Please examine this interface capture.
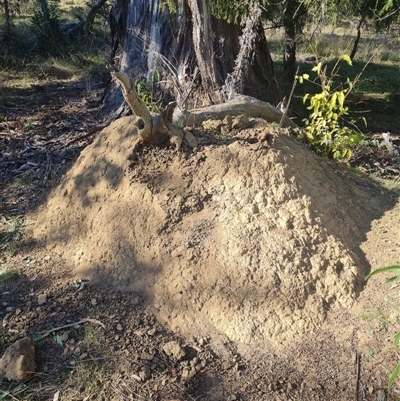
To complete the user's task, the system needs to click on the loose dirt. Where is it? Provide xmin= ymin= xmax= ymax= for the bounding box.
xmin=32 ymin=116 xmax=388 ymax=348
xmin=1 ymin=79 xmax=400 ymax=400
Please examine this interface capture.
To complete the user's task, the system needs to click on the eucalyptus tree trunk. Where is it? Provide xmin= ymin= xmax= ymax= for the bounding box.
xmin=3 ymin=0 xmax=11 ymax=38
xmin=37 ymin=0 xmax=50 ymax=23
xmin=186 ymin=0 xmax=221 ymax=103
xmin=283 ymin=0 xmax=299 ymax=82
xmin=350 ymin=14 xmax=366 ymax=60
xmin=106 ymin=0 xmax=282 ymax=116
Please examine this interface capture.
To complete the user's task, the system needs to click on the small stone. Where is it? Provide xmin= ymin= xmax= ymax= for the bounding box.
xmin=181 ymin=368 xmax=190 ymax=379
xmin=0 ymin=337 xmax=36 ymax=381
xmin=37 ymin=294 xmax=47 ymax=305
xmin=139 ymin=366 xmax=151 ymax=381
xmin=116 ymin=323 xmax=123 ymax=331
xmin=190 ymin=357 xmax=200 ymax=367
xmin=132 ymin=374 xmax=142 ymax=383
xmin=91 ymin=298 xmax=97 ymax=306
xmin=140 ymin=352 xmax=153 ymax=361
xmin=232 ymin=114 xmax=249 ymax=130
xmin=171 ymin=245 xmax=185 ymax=258
xmin=162 ymin=341 xmax=186 ymax=361
xmin=198 ymin=337 xmax=209 ymax=347
xmin=60 ymin=332 xmax=69 ymax=342
xmin=183 ymin=131 xmax=198 ymax=148
xmin=15 ymin=308 xmax=22 ymax=316
xmin=222 ymin=115 xmax=232 ymax=128
xmin=202 ymin=119 xmax=223 ymax=132
xmin=377 ymin=389 xmax=386 ymax=401
xmin=147 ymin=328 xmax=157 ymax=336
xmin=221 ymin=125 xmax=231 ymax=136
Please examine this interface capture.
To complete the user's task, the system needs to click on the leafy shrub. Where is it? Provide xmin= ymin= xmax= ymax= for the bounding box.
xmin=296 ymin=55 xmax=365 ymax=160
xmin=134 ymin=69 xmax=161 ymax=113
xmin=31 ymin=0 xmax=64 ymax=54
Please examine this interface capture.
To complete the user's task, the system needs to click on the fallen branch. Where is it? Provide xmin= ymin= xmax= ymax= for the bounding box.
xmin=35 ymin=318 xmax=106 ymax=341
xmin=57 ymin=125 xmax=107 ymax=150
xmin=175 ymin=95 xmax=297 ymax=129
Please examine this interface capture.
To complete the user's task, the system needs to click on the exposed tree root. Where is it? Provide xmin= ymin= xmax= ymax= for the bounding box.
xmin=111 ymin=70 xmax=297 ymax=154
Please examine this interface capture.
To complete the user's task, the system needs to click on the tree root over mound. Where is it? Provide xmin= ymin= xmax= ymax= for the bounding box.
xmin=111 ymin=70 xmax=296 ymax=153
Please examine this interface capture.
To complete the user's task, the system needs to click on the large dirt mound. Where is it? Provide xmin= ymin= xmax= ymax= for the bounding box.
xmin=33 ymin=116 xmax=381 ymax=346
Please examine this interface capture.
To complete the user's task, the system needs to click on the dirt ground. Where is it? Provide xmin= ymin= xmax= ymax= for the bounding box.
xmin=1 ymin=75 xmax=400 ymax=401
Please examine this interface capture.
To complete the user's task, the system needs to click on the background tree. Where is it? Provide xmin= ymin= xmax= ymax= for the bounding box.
xmin=106 ymin=0 xmax=282 ymax=115
xmin=344 ymin=0 xmax=400 ymax=60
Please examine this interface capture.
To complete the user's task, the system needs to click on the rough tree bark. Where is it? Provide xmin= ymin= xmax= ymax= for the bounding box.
xmin=111 ymin=69 xmax=184 ymax=151
xmin=3 ymin=0 xmax=11 ymax=38
xmin=283 ymin=0 xmax=304 ymax=82
xmin=106 ymin=0 xmax=282 ymax=116
xmin=186 ymin=0 xmax=221 ymax=103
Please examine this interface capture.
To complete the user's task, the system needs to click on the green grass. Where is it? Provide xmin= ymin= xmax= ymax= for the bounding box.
xmin=0 ymin=265 xmax=17 ymax=286
xmin=0 ymin=216 xmax=26 ymax=258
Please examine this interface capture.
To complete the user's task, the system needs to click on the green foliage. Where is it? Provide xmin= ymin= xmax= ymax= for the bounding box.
xmin=31 ymin=0 xmax=64 ymax=54
xmin=364 ymin=266 xmax=400 ymax=390
xmin=296 ymin=56 xmax=364 ymax=160
xmin=0 ymin=382 xmax=28 ymax=400
xmin=345 ymin=0 xmax=400 ymax=30
xmin=0 ymin=266 xmax=17 ymax=285
xmin=366 ymin=265 xmax=400 ymax=282
xmin=24 ymin=120 xmax=38 ymax=130
xmin=0 ymin=216 xmax=26 ymax=257
xmin=134 ymin=69 xmax=161 ymax=113
xmin=161 ymin=0 xmax=178 ymax=14
xmin=210 ymin=0 xmax=249 ymax=24
xmin=210 ymin=0 xmax=272 ymax=24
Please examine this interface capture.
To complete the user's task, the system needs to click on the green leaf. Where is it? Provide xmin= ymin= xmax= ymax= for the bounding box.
xmin=388 ymin=362 xmax=400 ymax=390
xmin=387 ymin=275 xmax=400 ymax=284
xmin=394 ymin=332 xmax=400 ymax=352
xmin=337 ymin=91 xmax=345 ymax=108
xmin=366 ymin=265 xmax=400 ymax=280
xmin=311 ymin=62 xmax=322 ymax=75
xmin=341 ymin=54 xmax=353 ymax=66
xmin=330 ymin=92 xmax=337 ymax=107
xmin=358 ymin=312 xmax=389 ymax=324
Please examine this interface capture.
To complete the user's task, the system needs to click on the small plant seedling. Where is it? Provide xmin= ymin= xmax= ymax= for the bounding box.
xmin=365 ymin=266 xmax=400 ymax=390
xmin=0 ymin=216 xmax=26 ymax=257
xmin=367 ymin=348 xmax=379 ymax=356
xmin=134 ymin=69 xmax=161 ymax=113
xmin=296 ymin=55 xmax=365 ymax=160
xmin=24 ymin=121 xmax=38 ymax=130
xmin=366 ymin=265 xmax=400 ymax=283
xmin=0 ymin=266 xmax=16 ymax=286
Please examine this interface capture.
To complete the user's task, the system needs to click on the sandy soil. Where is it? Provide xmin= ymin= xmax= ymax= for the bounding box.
xmin=1 ymin=79 xmax=400 ymax=400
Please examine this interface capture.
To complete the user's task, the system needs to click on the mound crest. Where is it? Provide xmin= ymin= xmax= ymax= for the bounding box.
xmin=34 ymin=116 xmax=372 ymax=346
